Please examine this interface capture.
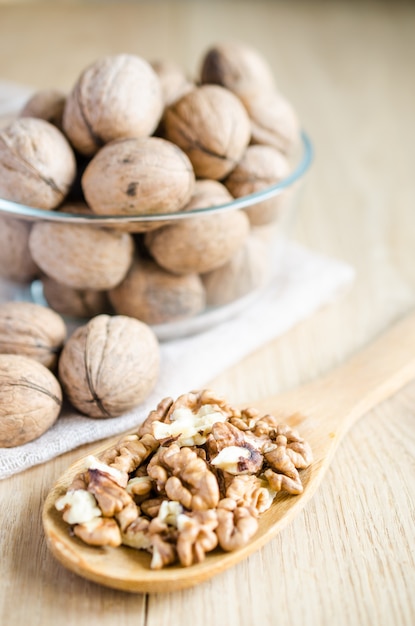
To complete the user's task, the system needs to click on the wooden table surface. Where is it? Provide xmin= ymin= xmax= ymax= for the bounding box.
xmin=0 ymin=1 xmax=414 ymax=625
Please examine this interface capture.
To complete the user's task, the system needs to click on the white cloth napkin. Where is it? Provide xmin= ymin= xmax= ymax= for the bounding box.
xmin=0 ymin=241 xmax=354 ymax=479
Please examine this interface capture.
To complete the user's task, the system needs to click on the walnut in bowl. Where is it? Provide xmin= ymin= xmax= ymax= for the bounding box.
xmin=0 ymin=45 xmax=313 ymax=339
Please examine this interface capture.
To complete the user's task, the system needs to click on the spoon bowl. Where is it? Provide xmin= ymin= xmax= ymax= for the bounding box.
xmin=43 ymin=311 xmax=415 ymax=592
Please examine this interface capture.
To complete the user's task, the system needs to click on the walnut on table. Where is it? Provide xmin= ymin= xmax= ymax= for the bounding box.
xmin=55 ymin=389 xmax=313 ymax=569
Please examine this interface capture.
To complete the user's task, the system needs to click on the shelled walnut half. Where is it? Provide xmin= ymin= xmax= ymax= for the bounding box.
xmin=55 ymin=389 xmax=313 ymax=569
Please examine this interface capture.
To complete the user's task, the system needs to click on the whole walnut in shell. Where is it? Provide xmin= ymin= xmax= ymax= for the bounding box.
xmin=240 ymin=90 xmax=300 ymax=156
xmin=0 ymin=117 xmax=76 ymax=210
xmin=144 ymin=181 xmax=250 ymax=274
xmin=163 ymin=85 xmax=251 ymax=180
xmin=0 ymin=301 xmax=66 ymax=369
xmin=58 ymin=314 xmax=160 ymax=418
xmin=42 ymin=276 xmax=111 ymax=319
xmin=224 ymin=145 xmax=291 ymax=226
xmin=63 ymin=53 xmax=163 ymax=156
xmin=151 ymin=59 xmax=193 ymax=106
xmin=200 ymin=41 xmax=276 ymax=98
xmin=0 ymin=216 xmax=38 ymax=283
xmin=201 ymin=235 xmax=270 ymax=306
xmin=82 ymin=137 xmax=195 ymax=223
xmin=20 ymin=89 xmax=66 ymax=130
xmin=0 ymin=354 xmax=62 ymax=447
xmin=29 ymin=212 xmax=134 ymax=290
xmin=109 ymin=258 xmax=206 ymax=325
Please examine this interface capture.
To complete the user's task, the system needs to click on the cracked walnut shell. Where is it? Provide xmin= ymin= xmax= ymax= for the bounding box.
xmin=63 ymin=53 xmax=163 ymax=156
xmin=0 ymin=354 xmax=62 ymax=447
xmin=58 ymin=314 xmax=160 ymax=418
xmin=163 ymin=84 xmax=251 ymax=180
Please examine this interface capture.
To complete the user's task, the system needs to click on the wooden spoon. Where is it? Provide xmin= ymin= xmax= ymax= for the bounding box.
xmin=43 ymin=311 xmax=415 ymax=593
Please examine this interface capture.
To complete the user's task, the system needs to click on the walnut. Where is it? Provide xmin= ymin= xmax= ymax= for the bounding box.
xmin=138 ymin=396 xmax=174 ymax=437
xmin=29 ymin=211 xmax=134 ymax=290
xmin=127 ymin=476 xmax=153 ymax=500
xmin=55 ymin=489 xmax=102 ymax=525
xmin=55 ymin=388 xmax=313 ymax=568
xmin=225 ymin=474 xmax=275 ymax=515
xmin=20 ymin=89 xmax=66 ymax=130
xmin=151 ymin=59 xmax=193 ymax=106
xmin=262 ymin=422 xmax=313 ymax=495
xmin=216 ymin=501 xmax=259 ymax=551
xmin=58 ymin=314 xmax=160 ymax=418
xmin=108 ymin=257 xmax=206 ymax=325
xmin=240 ymin=90 xmax=301 ymax=156
xmin=208 ymin=422 xmax=263 ymax=475
xmin=201 ymin=234 xmax=270 ymax=306
xmin=147 ymin=444 xmax=219 ymax=510
xmin=0 ymin=301 xmax=66 ymax=369
xmin=86 ymin=468 xmax=134 ymax=517
xmin=73 ymin=517 xmax=122 ymax=547
xmin=0 ymin=117 xmax=76 ymax=210
xmin=149 ymin=389 xmax=235 ymax=447
xmin=63 ymin=53 xmax=163 ymax=156
xmin=139 ymin=497 xmax=166 ymax=519
xmin=176 ymin=509 xmax=218 ymax=567
xmin=41 ymin=275 xmax=111 ymax=319
xmin=163 ymin=84 xmax=251 ymax=180
xmin=144 ymin=184 xmax=250 ymax=274
xmin=81 ymin=136 xmax=195 ymax=225
xmin=150 ymin=532 xmax=177 ymax=570
xmin=200 ymin=42 xmax=276 ymax=98
xmin=224 ymin=144 xmax=291 ymax=226
xmin=0 ymin=216 xmax=38 ymax=283
xmin=106 ymin=432 xmax=159 ymax=475
xmin=122 ymin=516 xmax=152 ymax=550
xmin=0 ymin=354 xmax=62 ymax=447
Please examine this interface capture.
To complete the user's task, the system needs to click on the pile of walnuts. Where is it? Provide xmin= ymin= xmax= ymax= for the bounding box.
xmin=0 ymin=42 xmax=301 ymax=325
xmin=56 ymin=389 xmax=313 ymax=569
xmin=0 ymin=301 xmax=160 ymax=448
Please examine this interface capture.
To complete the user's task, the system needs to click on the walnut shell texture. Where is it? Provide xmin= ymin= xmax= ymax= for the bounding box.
xmin=163 ymin=84 xmax=251 ymax=180
xmin=63 ymin=53 xmax=163 ymax=156
xmin=0 ymin=301 xmax=66 ymax=369
xmin=20 ymin=89 xmax=66 ymax=130
xmin=0 ymin=354 xmax=62 ymax=447
xmin=0 ymin=216 xmax=38 ymax=283
xmin=145 ymin=208 xmax=250 ymax=275
xmin=41 ymin=276 xmax=111 ymax=319
xmin=29 ymin=219 xmax=134 ymax=290
xmin=58 ymin=314 xmax=160 ymax=418
xmin=241 ymin=90 xmax=301 ymax=155
xmin=82 ymin=136 xmax=195 ymax=218
xmin=200 ymin=41 xmax=276 ymax=97
xmin=224 ymin=144 xmax=291 ymax=226
xmin=109 ymin=258 xmax=206 ymax=325
xmin=151 ymin=59 xmax=193 ymax=106
xmin=0 ymin=117 xmax=76 ymax=210
xmin=201 ymin=235 xmax=270 ymax=306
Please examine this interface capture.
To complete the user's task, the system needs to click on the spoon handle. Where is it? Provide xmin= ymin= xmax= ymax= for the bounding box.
xmin=255 ymin=311 xmax=415 ymax=443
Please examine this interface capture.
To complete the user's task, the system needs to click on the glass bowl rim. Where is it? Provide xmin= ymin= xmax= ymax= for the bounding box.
xmin=0 ymin=131 xmax=313 ymax=225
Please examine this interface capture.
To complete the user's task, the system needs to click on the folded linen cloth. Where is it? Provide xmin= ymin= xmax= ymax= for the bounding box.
xmin=0 ymin=241 xmax=354 ymax=479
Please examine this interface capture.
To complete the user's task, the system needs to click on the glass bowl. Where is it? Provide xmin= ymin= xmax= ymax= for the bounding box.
xmin=0 ymin=131 xmax=313 ymax=340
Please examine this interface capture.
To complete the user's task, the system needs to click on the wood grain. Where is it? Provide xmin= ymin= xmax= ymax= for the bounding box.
xmin=42 ymin=310 xmax=415 ymax=593
xmin=0 ymin=0 xmax=415 ymax=624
